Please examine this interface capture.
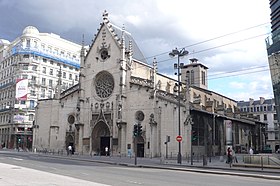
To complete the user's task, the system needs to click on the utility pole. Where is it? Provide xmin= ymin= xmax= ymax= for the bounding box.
xmin=169 ymin=48 xmax=189 ymax=164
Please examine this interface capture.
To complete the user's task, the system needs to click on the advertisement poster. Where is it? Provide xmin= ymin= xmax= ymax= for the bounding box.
xmin=225 ymin=120 xmax=232 ymax=146
xmin=16 ymin=79 xmax=28 ymax=100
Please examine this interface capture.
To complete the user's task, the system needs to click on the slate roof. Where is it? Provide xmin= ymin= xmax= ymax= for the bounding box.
xmin=110 ymin=23 xmax=147 ymax=63
xmin=237 ymin=98 xmax=274 ymax=107
xmin=90 ymin=11 xmax=147 ymax=64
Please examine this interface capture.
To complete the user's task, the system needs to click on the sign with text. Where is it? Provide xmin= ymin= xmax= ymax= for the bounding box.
xmin=16 ymin=79 xmax=28 ymax=100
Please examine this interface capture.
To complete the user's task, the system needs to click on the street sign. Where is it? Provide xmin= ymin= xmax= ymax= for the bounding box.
xmin=176 ymin=135 xmax=182 ymax=142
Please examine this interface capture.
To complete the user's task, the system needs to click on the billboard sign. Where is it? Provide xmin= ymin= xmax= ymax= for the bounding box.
xmin=14 ymin=115 xmax=25 ymax=122
xmin=16 ymin=79 xmax=28 ymax=100
xmin=225 ymin=120 xmax=232 ymax=146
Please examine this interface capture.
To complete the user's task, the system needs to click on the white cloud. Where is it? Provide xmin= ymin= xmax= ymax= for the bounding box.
xmin=229 ymin=82 xmax=246 ymax=89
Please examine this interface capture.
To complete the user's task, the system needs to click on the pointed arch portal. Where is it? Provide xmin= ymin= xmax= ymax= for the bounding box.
xmin=92 ymin=122 xmax=110 ymax=156
xmin=136 ymin=136 xmax=144 ymax=157
xmin=66 ymin=134 xmax=74 ymax=149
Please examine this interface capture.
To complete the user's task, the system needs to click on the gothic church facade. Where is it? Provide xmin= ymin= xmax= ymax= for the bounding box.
xmin=34 ymin=12 xmax=192 ymax=157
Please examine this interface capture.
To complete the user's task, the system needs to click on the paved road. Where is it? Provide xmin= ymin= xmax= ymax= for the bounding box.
xmin=0 ymin=151 xmax=279 ymax=186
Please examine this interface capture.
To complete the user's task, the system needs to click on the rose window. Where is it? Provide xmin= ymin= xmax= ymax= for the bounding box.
xmin=95 ymin=71 xmax=114 ymax=98
xmin=68 ymin=115 xmax=75 ymax=124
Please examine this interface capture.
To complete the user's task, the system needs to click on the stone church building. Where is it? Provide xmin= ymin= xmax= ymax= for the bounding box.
xmin=34 ymin=12 xmax=262 ymax=158
xmin=34 ymin=11 xmax=193 ymax=158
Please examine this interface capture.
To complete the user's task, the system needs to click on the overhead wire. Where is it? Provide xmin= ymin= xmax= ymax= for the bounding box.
xmin=140 ymin=22 xmax=270 ymax=61
xmin=15 ymin=22 xmax=272 ymax=106
xmin=78 ymin=30 xmax=271 ymax=88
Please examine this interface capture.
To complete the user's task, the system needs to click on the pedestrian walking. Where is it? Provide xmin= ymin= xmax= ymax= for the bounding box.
xmin=67 ymin=145 xmax=72 ymax=156
xmin=226 ymin=147 xmax=232 ymax=164
xmin=232 ymin=149 xmax=238 ymax=163
xmin=249 ymin=147 xmax=254 ymax=155
xmin=105 ymin=146 xmax=108 ymax=156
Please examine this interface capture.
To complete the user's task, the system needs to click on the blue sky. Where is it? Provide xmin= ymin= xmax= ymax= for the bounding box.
xmin=0 ymin=0 xmax=273 ymax=101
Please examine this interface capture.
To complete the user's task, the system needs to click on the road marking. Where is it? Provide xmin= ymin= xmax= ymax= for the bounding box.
xmin=12 ymin=158 xmax=23 ymax=161
xmin=127 ymin=180 xmax=143 ymax=185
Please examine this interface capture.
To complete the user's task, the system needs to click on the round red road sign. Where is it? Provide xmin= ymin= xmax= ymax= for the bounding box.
xmin=176 ymin=135 xmax=182 ymax=142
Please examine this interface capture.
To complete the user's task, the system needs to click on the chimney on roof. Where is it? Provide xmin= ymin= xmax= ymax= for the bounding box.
xmin=260 ymin=97 xmax=265 ymax=105
xmin=249 ymin=98 xmax=254 ymax=105
xmin=189 ymin=58 xmax=198 ymax=63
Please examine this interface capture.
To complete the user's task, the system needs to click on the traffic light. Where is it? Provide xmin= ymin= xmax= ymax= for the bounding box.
xmin=133 ymin=124 xmax=143 ymax=137
xmin=192 ymin=131 xmax=197 ymax=141
xmin=18 ymin=138 xmax=21 ymax=143
xmin=133 ymin=124 xmax=138 ymax=137
xmin=138 ymin=125 xmax=142 ymax=136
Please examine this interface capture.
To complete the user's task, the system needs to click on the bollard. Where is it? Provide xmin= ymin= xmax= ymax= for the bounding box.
xmin=203 ymin=155 xmax=207 ymax=166
xmin=202 ymin=155 xmax=204 ymax=166
xmin=261 ymin=156 xmax=263 ymax=170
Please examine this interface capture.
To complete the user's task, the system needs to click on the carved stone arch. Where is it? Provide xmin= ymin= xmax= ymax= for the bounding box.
xmin=91 ymin=121 xmax=111 ymax=156
xmin=65 ymin=133 xmax=75 ymax=149
xmin=93 ymin=109 xmax=110 ymax=127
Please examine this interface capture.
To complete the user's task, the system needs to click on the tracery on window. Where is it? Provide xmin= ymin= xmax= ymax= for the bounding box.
xmin=68 ymin=115 xmax=75 ymax=124
xmin=95 ymin=71 xmax=114 ymax=99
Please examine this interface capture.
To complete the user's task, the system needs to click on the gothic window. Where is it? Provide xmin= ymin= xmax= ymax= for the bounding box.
xmin=95 ymin=71 xmax=114 ymax=99
xmin=135 ymin=111 xmax=145 ymax=122
xmin=100 ymin=49 xmax=109 ymax=60
xmin=68 ymin=115 xmax=75 ymax=124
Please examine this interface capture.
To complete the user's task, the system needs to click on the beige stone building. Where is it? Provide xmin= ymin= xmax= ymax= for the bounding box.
xmin=34 ymin=12 xmax=193 ymax=158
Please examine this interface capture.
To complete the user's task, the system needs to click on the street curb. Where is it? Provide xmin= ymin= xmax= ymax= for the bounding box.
xmin=233 ymin=163 xmax=280 ymax=169
xmin=139 ymin=164 xmax=280 ymax=180
xmin=34 ymin=154 xmax=280 ymax=180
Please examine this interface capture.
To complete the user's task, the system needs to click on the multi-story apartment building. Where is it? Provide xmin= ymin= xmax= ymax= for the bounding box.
xmin=237 ymin=97 xmax=280 ymax=152
xmin=0 ymin=26 xmax=81 ymax=150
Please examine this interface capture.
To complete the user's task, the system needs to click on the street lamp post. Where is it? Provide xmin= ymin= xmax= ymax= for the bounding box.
xmin=169 ymin=48 xmax=189 ymax=164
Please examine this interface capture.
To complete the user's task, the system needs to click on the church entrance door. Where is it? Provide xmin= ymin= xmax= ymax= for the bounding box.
xmin=136 ymin=136 xmax=144 ymax=157
xmin=100 ymin=136 xmax=110 ymax=156
xmin=66 ymin=134 xmax=74 ymax=148
xmin=92 ymin=122 xmax=110 ymax=156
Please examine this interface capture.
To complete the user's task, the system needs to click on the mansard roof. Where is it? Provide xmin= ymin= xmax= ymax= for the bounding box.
xmin=237 ymin=98 xmax=274 ymax=107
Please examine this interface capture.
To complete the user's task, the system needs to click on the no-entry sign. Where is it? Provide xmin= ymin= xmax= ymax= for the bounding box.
xmin=176 ymin=135 xmax=182 ymax=142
